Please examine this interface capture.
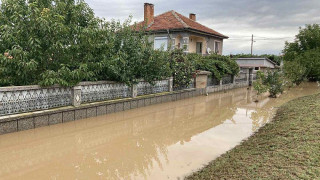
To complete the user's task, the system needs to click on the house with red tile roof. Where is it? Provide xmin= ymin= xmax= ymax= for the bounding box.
xmin=135 ymin=3 xmax=228 ymax=55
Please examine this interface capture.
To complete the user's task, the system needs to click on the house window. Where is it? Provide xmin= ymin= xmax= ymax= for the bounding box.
xmin=154 ymin=37 xmax=168 ymax=50
xmin=196 ymin=42 xmax=202 ymax=54
xmin=255 ymin=67 xmax=260 ymax=71
xmin=214 ymin=41 xmax=221 ymax=53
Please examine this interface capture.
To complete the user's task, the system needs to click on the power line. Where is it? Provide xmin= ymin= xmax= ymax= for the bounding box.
xmin=227 ymin=35 xmax=294 ymax=40
xmin=234 ymin=35 xmax=294 ymax=38
xmin=226 ymin=34 xmax=295 ymax=55
xmin=227 ymin=38 xmax=292 ymax=41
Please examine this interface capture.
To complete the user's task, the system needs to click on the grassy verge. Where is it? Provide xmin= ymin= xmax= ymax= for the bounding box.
xmin=186 ymin=93 xmax=320 ymax=180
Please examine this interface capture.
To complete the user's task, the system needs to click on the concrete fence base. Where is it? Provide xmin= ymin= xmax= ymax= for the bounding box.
xmin=0 ymin=88 xmax=205 ymax=135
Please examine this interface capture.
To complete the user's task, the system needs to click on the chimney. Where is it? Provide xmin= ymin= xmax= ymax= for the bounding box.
xmin=189 ymin=13 xmax=196 ymax=21
xmin=144 ymin=3 xmax=154 ymax=25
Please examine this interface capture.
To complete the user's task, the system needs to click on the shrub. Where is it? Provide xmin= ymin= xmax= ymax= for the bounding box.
xmin=253 ymin=71 xmax=268 ymax=101
xmin=283 ymin=61 xmax=306 ymax=86
xmin=169 ymin=49 xmax=195 ymax=89
xmin=264 ymin=70 xmax=284 ymax=98
xmin=188 ymin=53 xmax=239 ymax=80
xmin=253 ymin=70 xmax=284 ymax=98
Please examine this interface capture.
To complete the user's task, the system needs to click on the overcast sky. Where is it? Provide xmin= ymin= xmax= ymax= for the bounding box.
xmin=87 ymin=0 xmax=319 ymax=55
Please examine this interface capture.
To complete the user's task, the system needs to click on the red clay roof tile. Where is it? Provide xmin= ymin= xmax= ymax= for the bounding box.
xmin=134 ymin=10 xmax=228 ymax=39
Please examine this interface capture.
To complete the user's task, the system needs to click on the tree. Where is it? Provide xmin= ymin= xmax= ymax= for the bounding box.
xmin=295 ymin=48 xmax=320 ymax=81
xmin=283 ymin=24 xmax=320 ymax=81
xmin=0 ymin=0 xmax=171 ymax=87
xmin=0 ymin=0 xmax=239 ymax=88
xmin=0 ymin=0 xmax=100 ymax=86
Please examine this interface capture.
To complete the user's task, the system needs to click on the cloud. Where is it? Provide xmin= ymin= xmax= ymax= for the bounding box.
xmin=85 ymin=0 xmax=320 ymax=55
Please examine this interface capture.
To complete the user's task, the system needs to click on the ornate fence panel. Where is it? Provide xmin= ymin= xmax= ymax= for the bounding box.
xmin=137 ymin=79 xmax=169 ymax=96
xmin=222 ymin=75 xmax=233 ymax=85
xmin=207 ymin=76 xmax=220 ymax=87
xmin=252 ymin=73 xmax=257 ymax=80
xmin=173 ymin=79 xmax=194 ymax=91
xmin=81 ymin=82 xmax=131 ymax=103
xmin=0 ymin=86 xmax=72 ymax=116
xmin=0 ymin=78 xmax=180 ymax=116
xmin=235 ymin=73 xmax=247 ymax=83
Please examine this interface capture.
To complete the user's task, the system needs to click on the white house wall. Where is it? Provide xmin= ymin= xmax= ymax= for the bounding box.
xmin=264 ymin=60 xmax=276 ymax=68
xmin=148 ymin=32 xmax=224 ymax=54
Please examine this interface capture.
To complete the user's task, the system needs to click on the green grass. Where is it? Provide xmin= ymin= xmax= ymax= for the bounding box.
xmin=186 ymin=93 xmax=320 ymax=180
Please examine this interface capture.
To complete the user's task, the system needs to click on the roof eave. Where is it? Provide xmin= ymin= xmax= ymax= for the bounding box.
xmin=186 ymin=28 xmax=229 ymax=39
xmin=142 ymin=28 xmax=186 ymax=34
xmin=142 ymin=28 xmax=229 ymax=39
xmin=237 ymin=58 xmax=278 ymax=66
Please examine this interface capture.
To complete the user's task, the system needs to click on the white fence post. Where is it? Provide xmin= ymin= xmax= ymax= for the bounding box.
xmin=131 ymin=84 xmax=137 ymax=98
xmin=72 ymin=86 xmax=81 ymax=107
xmin=168 ymin=77 xmax=173 ymax=92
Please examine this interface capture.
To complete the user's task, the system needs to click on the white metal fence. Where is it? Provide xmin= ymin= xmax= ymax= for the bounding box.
xmin=235 ymin=73 xmax=248 ymax=83
xmin=0 ymin=86 xmax=72 ymax=116
xmin=137 ymin=80 xmax=170 ymax=96
xmin=0 ymin=79 xmax=171 ymax=116
xmin=81 ymin=82 xmax=131 ymax=103
xmin=207 ymin=77 xmax=220 ymax=86
xmin=207 ymin=73 xmax=250 ymax=88
xmin=173 ymin=79 xmax=194 ymax=91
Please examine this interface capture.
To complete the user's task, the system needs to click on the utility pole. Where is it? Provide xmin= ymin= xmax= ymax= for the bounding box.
xmin=251 ymin=34 xmax=254 ymax=56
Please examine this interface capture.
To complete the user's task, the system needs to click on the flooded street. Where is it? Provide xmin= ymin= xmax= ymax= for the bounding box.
xmin=0 ymin=83 xmax=319 ymax=180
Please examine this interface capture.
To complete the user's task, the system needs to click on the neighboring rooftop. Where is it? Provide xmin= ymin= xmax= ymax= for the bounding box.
xmin=134 ymin=3 xmax=228 ymax=39
xmin=236 ymin=57 xmax=278 ymax=66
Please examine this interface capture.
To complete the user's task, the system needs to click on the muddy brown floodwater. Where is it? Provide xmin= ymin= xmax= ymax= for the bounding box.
xmin=0 ymin=83 xmax=319 ymax=180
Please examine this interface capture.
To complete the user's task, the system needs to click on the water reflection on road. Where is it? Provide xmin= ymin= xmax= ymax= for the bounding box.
xmin=0 ymin=83 xmax=319 ymax=180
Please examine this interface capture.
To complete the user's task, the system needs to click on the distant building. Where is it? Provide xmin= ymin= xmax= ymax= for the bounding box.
xmin=135 ymin=3 xmax=229 ymax=55
xmin=236 ymin=57 xmax=278 ymax=73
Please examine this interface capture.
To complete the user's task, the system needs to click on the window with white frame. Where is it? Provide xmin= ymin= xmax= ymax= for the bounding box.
xmin=154 ymin=37 xmax=168 ymax=50
xmin=214 ymin=41 xmax=221 ymax=53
